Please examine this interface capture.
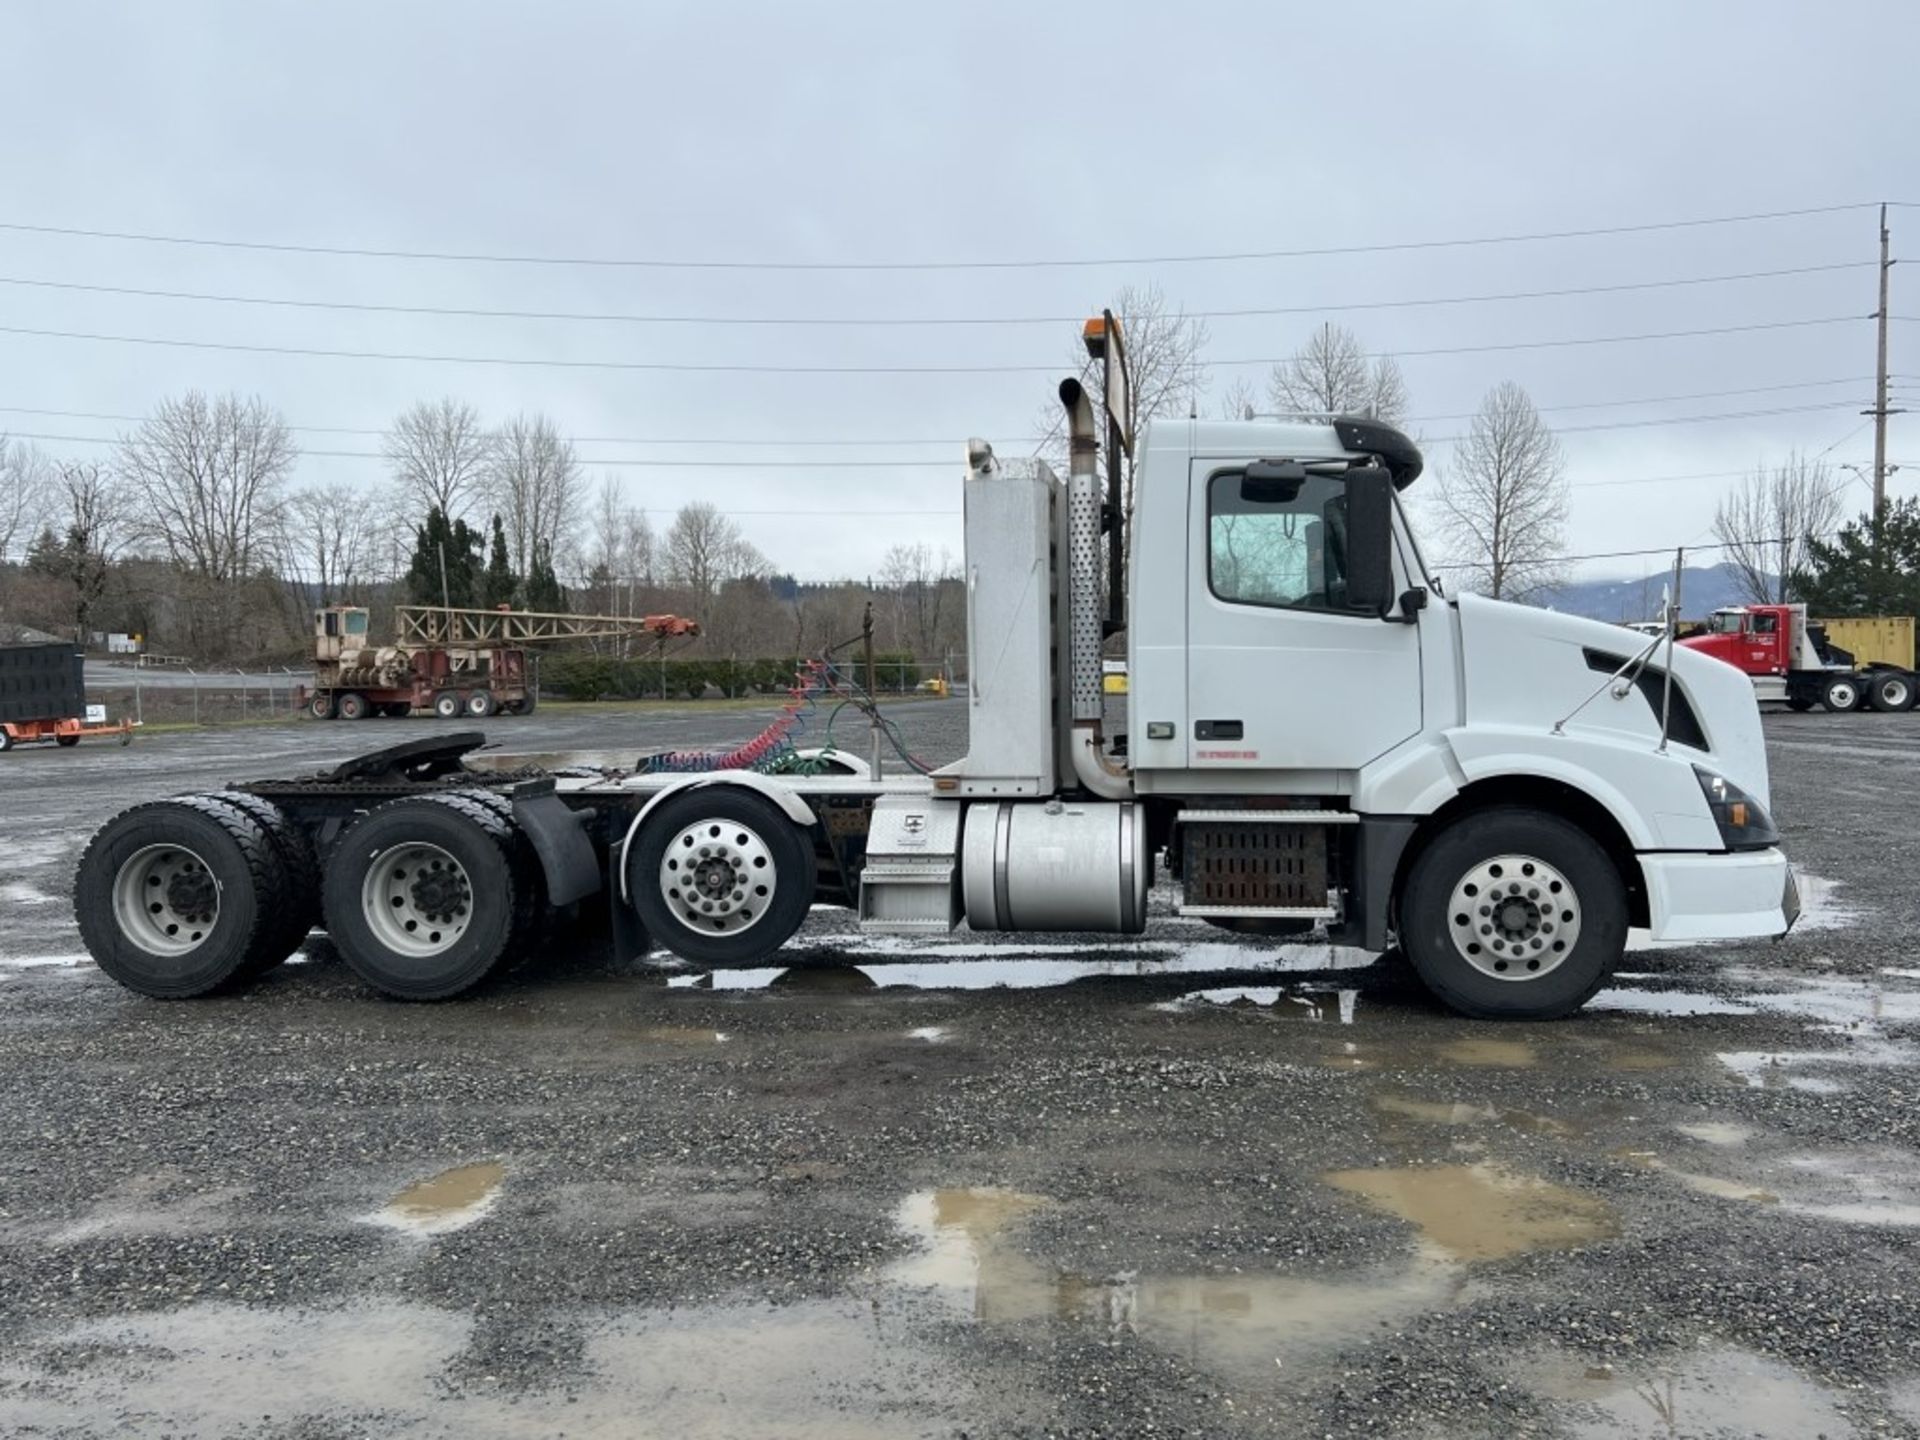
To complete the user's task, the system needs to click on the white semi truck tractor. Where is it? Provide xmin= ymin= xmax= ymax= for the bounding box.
xmin=72 ymin=315 xmax=1798 ymax=1019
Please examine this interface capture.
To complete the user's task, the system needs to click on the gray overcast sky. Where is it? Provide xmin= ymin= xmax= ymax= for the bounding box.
xmin=2 ymin=1 xmax=1915 ymax=584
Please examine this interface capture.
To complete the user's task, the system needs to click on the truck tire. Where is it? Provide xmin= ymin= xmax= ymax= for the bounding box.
xmin=203 ymin=791 xmax=322 ymax=974
xmin=56 ymin=734 xmax=79 ymax=747
xmin=625 ymin=789 xmax=815 ymax=966
xmin=1785 ymin=696 xmax=1816 ymax=712
xmin=73 ymin=797 xmax=290 ymax=998
xmin=517 ymin=690 xmax=537 ymax=716
xmin=321 ymin=793 xmax=525 ymax=1000
xmin=337 ymin=692 xmax=371 ymax=721
xmin=309 ymin=693 xmax=338 ymax=721
xmin=1397 ymin=806 xmax=1626 ymax=1020
xmin=0 ymin=727 xmax=12 ymax=752
xmin=433 ymin=693 xmax=461 ymax=720
xmin=1867 ymin=672 xmax=1915 ymax=713
xmin=1822 ymin=675 xmax=1863 ymax=713
xmin=465 ymin=690 xmax=498 ymax=719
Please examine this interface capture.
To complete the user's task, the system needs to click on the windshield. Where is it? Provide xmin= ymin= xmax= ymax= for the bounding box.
xmin=1706 ymin=610 xmax=1746 ymax=634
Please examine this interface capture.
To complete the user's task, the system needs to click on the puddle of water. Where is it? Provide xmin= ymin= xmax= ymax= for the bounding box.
xmin=639 ymin=1026 xmax=731 ymax=1045
xmin=1519 ymin=1344 xmax=1859 ymax=1439
xmin=1436 ymin=1039 xmax=1537 ymax=1069
xmin=1675 ymin=1121 xmax=1753 ymax=1146
xmin=672 ymin=938 xmax=1381 ymax=993
xmin=907 ymin=1026 xmax=949 ymax=1042
xmin=1717 ymin=1039 xmax=1913 ymax=1094
xmin=1588 ymin=988 xmax=1756 ymax=1017
xmin=1158 ymin=985 xmax=1359 ymax=1023
xmin=1740 ymin=975 xmax=1920 ymax=1033
xmin=367 ymin=1162 xmax=505 ymax=1236
xmin=886 ymin=1187 xmax=1459 ymax=1379
xmin=0 ymin=881 xmax=55 ymax=906
xmin=1777 ymin=1152 xmax=1920 ymax=1228
xmin=1791 ymin=870 xmax=1859 ymax=932
xmin=0 ymin=1296 xmax=992 ymax=1440
xmin=0 ymin=952 xmax=91 ymax=969
xmin=1672 ymin=1171 xmax=1778 ymax=1204
xmin=1603 ymin=1047 xmax=1678 ymax=1072
xmin=1324 ymin=1164 xmax=1615 ymax=1261
xmin=1372 ymin=1093 xmax=1575 ymax=1136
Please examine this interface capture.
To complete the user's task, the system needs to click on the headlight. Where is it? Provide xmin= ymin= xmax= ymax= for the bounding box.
xmin=1693 ymin=766 xmax=1780 ymax=851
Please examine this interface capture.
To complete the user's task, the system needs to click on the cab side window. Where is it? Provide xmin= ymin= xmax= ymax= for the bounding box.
xmin=1751 ymin=613 xmax=1778 ymax=635
xmin=1208 ymin=470 xmax=1360 ymax=613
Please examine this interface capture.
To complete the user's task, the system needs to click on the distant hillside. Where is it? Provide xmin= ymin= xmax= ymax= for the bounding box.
xmin=1532 ymin=561 xmax=1766 ymax=623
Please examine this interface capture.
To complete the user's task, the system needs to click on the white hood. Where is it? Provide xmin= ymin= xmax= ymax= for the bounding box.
xmin=1454 ymin=593 xmax=1771 ymax=807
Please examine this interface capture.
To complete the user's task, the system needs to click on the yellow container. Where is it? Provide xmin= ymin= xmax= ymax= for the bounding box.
xmin=1816 ymin=616 xmax=1915 ymax=670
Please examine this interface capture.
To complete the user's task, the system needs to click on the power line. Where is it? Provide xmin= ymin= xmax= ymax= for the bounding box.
xmin=1 ymin=397 xmax=1873 ymax=474
xmin=0 ymin=314 xmax=1867 ymax=375
xmin=0 ymin=261 xmax=1869 ymax=329
xmin=0 ymin=203 xmax=1875 ymax=273
xmin=0 ymin=376 xmax=1870 ymax=446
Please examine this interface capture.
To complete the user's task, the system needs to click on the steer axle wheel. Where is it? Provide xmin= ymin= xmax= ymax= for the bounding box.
xmin=322 ymin=793 xmax=534 ymax=1000
xmin=1398 ymin=806 xmax=1625 ymax=1020
xmin=626 ymin=789 xmax=814 ymax=966
xmin=75 ymin=797 xmax=291 ymax=997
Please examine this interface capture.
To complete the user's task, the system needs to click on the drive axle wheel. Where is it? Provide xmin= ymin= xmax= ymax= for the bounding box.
xmin=322 ymin=794 xmax=525 ymax=1000
xmin=337 ymin=692 xmax=371 ymax=721
xmin=626 ymin=789 xmax=814 ymax=966
xmin=1868 ymin=672 xmax=1915 ymax=713
xmin=309 ymin=693 xmax=338 ymax=720
xmin=74 ymin=797 xmax=289 ymax=997
xmin=1822 ymin=675 xmax=1862 ymax=712
xmin=203 ymin=791 xmax=322 ymax=975
xmin=1398 ymin=806 xmax=1625 ymax=1020
xmin=433 ymin=693 xmax=461 ymax=720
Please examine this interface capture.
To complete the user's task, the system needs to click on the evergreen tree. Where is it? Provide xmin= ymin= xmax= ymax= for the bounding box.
xmin=523 ymin=539 xmax=565 ymax=612
xmin=481 ymin=514 xmax=518 ymax=608
xmin=1791 ymin=498 xmax=1920 ymax=617
xmin=404 ymin=507 xmax=483 ymax=608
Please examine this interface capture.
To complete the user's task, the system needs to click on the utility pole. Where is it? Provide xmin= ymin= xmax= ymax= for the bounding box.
xmin=1867 ymin=203 xmax=1902 ymax=520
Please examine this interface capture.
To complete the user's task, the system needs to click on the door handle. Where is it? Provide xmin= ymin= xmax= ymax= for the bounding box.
xmin=1194 ymin=720 xmax=1243 ymax=740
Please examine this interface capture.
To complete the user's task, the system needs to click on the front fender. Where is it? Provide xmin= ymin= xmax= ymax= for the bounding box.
xmin=1442 ymin=725 xmax=1721 ymax=852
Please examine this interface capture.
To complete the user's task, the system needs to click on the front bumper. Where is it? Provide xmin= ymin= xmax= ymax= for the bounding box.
xmin=1641 ymin=848 xmax=1796 ymax=943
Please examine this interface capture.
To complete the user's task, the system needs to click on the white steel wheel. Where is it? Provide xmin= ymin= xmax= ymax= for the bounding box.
xmin=1870 ymin=674 xmax=1913 ymax=712
xmin=658 ymin=817 xmax=778 ymax=935
xmin=359 ymin=842 xmax=475 ymax=958
xmin=112 ymin=843 xmax=221 ymax=957
xmin=434 ymin=693 xmax=461 ymax=719
xmin=1445 ymin=854 xmax=1581 ymax=981
xmin=1823 ymin=677 xmax=1860 ymax=712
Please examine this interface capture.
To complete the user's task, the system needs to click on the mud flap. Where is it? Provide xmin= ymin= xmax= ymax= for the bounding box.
xmin=512 ymin=793 xmax=602 ymax=907
xmin=608 ymin=848 xmax=650 ymax=964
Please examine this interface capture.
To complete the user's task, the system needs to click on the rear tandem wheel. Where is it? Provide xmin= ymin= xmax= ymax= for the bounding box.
xmin=74 ymin=796 xmax=292 ymax=997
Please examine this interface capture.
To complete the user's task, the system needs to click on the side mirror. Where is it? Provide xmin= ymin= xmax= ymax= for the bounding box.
xmin=1241 ymin=460 xmax=1307 ymax=504
xmin=1344 ymin=470 xmax=1395 ymax=616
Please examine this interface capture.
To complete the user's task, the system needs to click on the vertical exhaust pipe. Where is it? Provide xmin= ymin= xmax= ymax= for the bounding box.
xmin=1059 ymin=377 xmax=1130 ymax=799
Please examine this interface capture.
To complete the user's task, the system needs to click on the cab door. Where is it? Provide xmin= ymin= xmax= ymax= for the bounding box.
xmin=1184 ymin=461 xmax=1421 ymax=772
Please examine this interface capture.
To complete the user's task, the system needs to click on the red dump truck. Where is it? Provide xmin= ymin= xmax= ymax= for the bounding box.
xmin=1678 ymin=604 xmax=1918 ymax=713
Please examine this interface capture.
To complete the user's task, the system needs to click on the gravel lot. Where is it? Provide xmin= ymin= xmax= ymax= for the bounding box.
xmin=3 ymin=700 xmax=1920 ymax=1437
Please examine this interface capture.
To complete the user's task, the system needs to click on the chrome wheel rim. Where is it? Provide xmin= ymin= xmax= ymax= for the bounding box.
xmin=361 ymin=843 xmax=474 ymax=958
xmin=658 ymin=817 xmax=776 ymax=934
xmin=1445 ymin=853 xmax=1580 ymax=981
xmin=113 ymin=844 xmax=220 ymax=957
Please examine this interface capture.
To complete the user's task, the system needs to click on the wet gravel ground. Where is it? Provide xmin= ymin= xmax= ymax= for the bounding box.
xmin=3 ymin=702 xmax=1920 ymax=1437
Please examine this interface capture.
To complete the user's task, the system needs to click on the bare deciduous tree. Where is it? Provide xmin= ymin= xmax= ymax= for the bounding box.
xmin=287 ymin=482 xmax=384 ymax=607
xmin=1431 ymin=381 xmax=1568 ymax=601
xmin=1215 ymin=376 xmax=1261 ymax=422
xmin=41 ymin=461 xmax=131 ymax=640
xmin=487 ymin=413 xmax=583 ymax=579
xmin=0 ymin=437 xmax=52 ymax=568
xmin=1711 ymin=453 xmax=1843 ymax=604
xmin=879 ymin=541 xmax=957 ymax=657
xmin=663 ymin=502 xmax=767 ymax=613
xmin=384 ymin=399 xmax=494 ymax=523
xmin=117 ymin=392 xmax=297 ymax=653
xmin=1267 ymin=323 xmax=1408 ymax=425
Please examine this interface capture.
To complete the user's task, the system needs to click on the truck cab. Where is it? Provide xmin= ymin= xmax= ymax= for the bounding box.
xmin=1680 ymin=602 xmax=1917 ymax=712
xmin=314 ymin=606 xmax=372 ymax=663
